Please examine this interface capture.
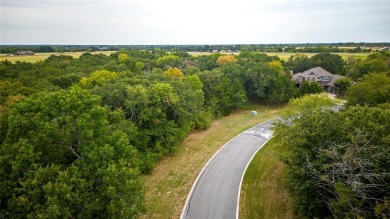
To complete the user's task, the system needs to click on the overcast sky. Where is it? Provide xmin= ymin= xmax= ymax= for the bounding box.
xmin=1 ymin=0 xmax=389 ymax=45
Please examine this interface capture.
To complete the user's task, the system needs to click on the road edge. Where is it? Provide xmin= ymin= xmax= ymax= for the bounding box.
xmin=180 ymin=118 xmax=279 ymax=219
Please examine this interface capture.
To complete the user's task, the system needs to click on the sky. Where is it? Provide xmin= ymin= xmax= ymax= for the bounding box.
xmin=1 ymin=0 xmax=390 ymax=45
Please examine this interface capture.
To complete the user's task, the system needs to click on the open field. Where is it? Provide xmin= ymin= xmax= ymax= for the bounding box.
xmin=189 ymin=51 xmax=371 ymax=61
xmin=239 ymin=137 xmax=293 ymax=219
xmin=0 ymin=51 xmax=115 ymax=63
xmin=138 ymin=105 xmax=286 ymax=218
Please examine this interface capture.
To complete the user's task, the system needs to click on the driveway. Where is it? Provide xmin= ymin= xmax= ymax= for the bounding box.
xmin=181 ymin=119 xmax=276 ymax=219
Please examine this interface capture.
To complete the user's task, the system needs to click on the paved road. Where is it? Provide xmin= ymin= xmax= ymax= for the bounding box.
xmin=181 ymin=119 xmax=276 ymax=219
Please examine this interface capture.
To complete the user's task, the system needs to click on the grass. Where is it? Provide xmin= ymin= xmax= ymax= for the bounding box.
xmin=188 ymin=51 xmax=370 ymax=61
xmin=239 ymin=137 xmax=293 ymax=219
xmin=0 ymin=51 xmax=115 ymax=63
xmin=138 ymin=105 xmax=286 ymax=219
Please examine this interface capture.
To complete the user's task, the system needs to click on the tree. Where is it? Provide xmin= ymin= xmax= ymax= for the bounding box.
xmin=309 ymin=53 xmax=346 ymax=75
xmin=118 ymin=53 xmax=130 ymax=63
xmin=347 ymin=72 xmax=390 ymax=106
xmin=163 ymin=67 xmax=184 ymax=80
xmin=80 ymin=69 xmax=118 ymax=88
xmin=285 ymin=53 xmax=311 ymax=73
xmin=216 ymin=55 xmax=237 ymax=65
xmin=333 ymin=77 xmax=352 ymax=95
xmin=0 ymin=87 xmax=144 ymax=218
xmin=157 ymin=55 xmax=180 ymax=68
xmin=300 ymin=80 xmax=324 ymax=95
xmin=275 ymin=105 xmax=390 ymax=218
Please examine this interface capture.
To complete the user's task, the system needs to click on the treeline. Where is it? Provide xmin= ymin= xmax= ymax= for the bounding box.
xmin=275 ymin=52 xmax=390 ymax=218
xmin=0 ymin=50 xmax=302 ymax=218
xmin=2 ymin=42 xmax=389 ymax=54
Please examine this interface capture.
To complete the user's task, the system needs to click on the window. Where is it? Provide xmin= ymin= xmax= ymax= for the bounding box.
xmin=308 ymin=76 xmax=316 ymax=81
xmin=322 ymin=76 xmax=330 ymax=81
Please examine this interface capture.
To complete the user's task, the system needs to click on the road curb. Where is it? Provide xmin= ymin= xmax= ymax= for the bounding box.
xmin=180 ymin=117 xmax=279 ymax=219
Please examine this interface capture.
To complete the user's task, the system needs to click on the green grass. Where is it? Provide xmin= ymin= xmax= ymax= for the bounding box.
xmin=239 ymin=138 xmax=293 ymax=219
xmin=0 ymin=51 xmax=115 ymax=63
xmin=138 ymin=105 xmax=286 ymax=219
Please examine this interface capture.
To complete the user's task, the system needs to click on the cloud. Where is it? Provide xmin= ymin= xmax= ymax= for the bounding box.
xmin=1 ymin=0 xmax=389 ymax=44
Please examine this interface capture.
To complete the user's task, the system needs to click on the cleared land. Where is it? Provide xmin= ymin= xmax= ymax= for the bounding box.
xmin=138 ymin=105 xmax=286 ymax=219
xmin=0 ymin=51 xmax=115 ymax=63
xmin=189 ymin=51 xmax=370 ymax=61
xmin=239 ymin=138 xmax=293 ymax=219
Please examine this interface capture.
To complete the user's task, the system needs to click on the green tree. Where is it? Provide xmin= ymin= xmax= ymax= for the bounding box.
xmin=300 ymin=80 xmax=324 ymax=95
xmin=80 ymin=69 xmax=118 ymax=88
xmin=309 ymin=53 xmax=346 ymax=75
xmin=275 ymin=105 xmax=390 ymax=218
xmin=0 ymin=87 xmax=144 ymax=218
xmin=285 ymin=53 xmax=311 ymax=73
xmin=347 ymin=72 xmax=390 ymax=106
xmin=333 ymin=77 xmax=352 ymax=95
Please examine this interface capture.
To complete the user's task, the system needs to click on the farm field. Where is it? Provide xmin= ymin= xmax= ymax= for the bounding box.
xmin=189 ymin=51 xmax=371 ymax=61
xmin=0 ymin=51 xmax=115 ymax=63
xmin=138 ymin=105 xmax=286 ymax=219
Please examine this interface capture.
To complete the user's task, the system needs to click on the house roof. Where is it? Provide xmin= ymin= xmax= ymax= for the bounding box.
xmin=292 ymin=67 xmax=345 ymax=86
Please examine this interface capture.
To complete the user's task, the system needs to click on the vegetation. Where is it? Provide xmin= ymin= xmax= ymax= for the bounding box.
xmin=0 ymin=48 xmax=299 ymax=217
xmin=275 ymin=105 xmax=390 ymax=218
xmin=140 ymin=105 xmax=285 ymax=218
xmin=0 ymin=44 xmax=388 ymax=217
xmin=240 ymin=138 xmax=293 ymax=219
xmin=271 ymin=50 xmax=390 ymax=218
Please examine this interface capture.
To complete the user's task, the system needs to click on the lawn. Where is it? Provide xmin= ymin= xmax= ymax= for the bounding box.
xmin=138 ymin=105 xmax=286 ymax=219
xmin=0 ymin=51 xmax=115 ymax=63
xmin=239 ymin=137 xmax=293 ymax=219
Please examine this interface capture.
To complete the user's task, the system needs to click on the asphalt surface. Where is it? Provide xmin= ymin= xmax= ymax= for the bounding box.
xmin=181 ymin=119 xmax=276 ymax=219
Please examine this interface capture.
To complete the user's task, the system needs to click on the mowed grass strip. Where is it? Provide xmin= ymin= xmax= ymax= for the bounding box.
xmin=138 ymin=105 xmax=286 ymax=219
xmin=0 ymin=51 xmax=115 ymax=63
xmin=239 ymin=137 xmax=293 ymax=219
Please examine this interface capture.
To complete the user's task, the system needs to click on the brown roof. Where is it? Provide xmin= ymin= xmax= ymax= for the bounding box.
xmin=292 ymin=67 xmax=345 ymax=86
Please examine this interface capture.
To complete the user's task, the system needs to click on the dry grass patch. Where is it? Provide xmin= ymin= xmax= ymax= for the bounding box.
xmin=138 ymin=105 xmax=285 ymax=219
xmin=0 ymin=51 xmax=115 ymax=63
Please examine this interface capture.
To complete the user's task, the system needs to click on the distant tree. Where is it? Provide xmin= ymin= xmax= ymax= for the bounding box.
xmin=80 ymin=70 xmax=118 ymax=88
xmin=157 ymin=55 xmax=180 ymax=68
xmin=285 ymin=53 xmax=311 ymax=73
xmin=309 ymin=53 xmax=346 ymax=75
xmin=118 ymin=53 xmax=130 ymax=63
xmin=216 ymin=55 xmax=237 ymax=65
xmin=163 ymin=67 xmax=184 ymax=80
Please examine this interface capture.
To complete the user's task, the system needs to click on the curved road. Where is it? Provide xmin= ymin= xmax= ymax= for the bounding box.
xmin=181 ymin=119 xmax=276 ymax=219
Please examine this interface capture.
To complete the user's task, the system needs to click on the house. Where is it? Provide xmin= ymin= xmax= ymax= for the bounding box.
xmin=15 ymin=51 xmax=35 ymax=55
xmin=292 ymin=67 xmax=346 ymax=94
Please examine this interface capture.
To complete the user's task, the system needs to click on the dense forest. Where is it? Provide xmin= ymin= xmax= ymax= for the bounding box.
xmin=0 ymin=48 xmax=389 ymax=218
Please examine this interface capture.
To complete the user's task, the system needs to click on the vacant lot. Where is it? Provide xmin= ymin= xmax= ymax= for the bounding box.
xmin=138 ymin=105 xmax=286 ymax=219
xmin=0 ymin=51 xmax=115 ymax=63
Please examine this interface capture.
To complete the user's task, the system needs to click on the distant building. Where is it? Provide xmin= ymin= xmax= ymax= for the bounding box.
xmin=15 ymin=51 xmax=35 ymax=55
xmin=292 ymin=67 xmax=346 ymax=94
xmin=378 ymin=47 xmax=389 ymax=51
